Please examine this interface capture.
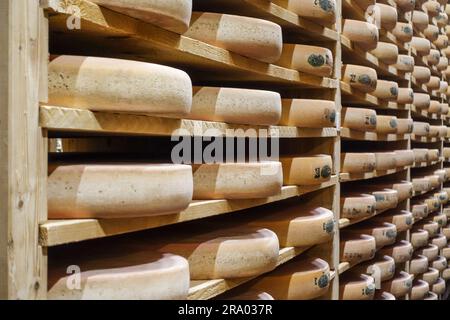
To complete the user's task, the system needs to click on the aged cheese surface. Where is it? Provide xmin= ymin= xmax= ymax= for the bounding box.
xmin=413 ymin=66 xmax=432 ymax=83
xmin=411 ymin=37 xmax=431 ymax=55
xmin=339 ymin=274 xmax=375 ymax=300
xmin=48 ymin=164 xmax=193 ymax=219
xmin=341 ymin=153 xmax=376 ymax=173
xmin=189 ymin=87 xmax=281 ymax=125
xmin=341 ymin=107 xmax=377 ymax=132
xmin=413 ymin=148 xmax=429 ymax=162
xmin=352 ymin=255 xmax=395 ymax=282
xmin=342 ymin=19 xmax=379 ymax=49
xmin=431 ymin=234 xmax=448 ymax=249
xmin=427 ymin=49 xmax=441 ymax=65
xmin=409 ymin=254 xmax=429 ymax=275
xmin=185 ymin=13 xmax=283 ymax=63
xmin=394 ymin=54 xmax=414 ymax=71
xmin=278 ymin=44 xmax=334 ymax=76
xmin=417 ymin=244 xmax=439 ymax=262
xmin=282 ymin=0 xmax=337 ymax=23
xmin=412 ymin=93 xmax=431 ymax=109
xmin=412 ymin=10 xmax=429 ymax=31
xmin=372 ymin=209 xmax=413 ymax=232
xmin=424 ymin=24 xmax=439 ymax=41
xmin=396 ymin=118 xmax=414 ymax=134
xmin=443 ymin=268 xmax=450 ymax=280
xmin=374 ymin=152 xmax=397 ymax=170
xmin=426 ymin=76 xmax=441 ymax=90
xmin=419 ymin=267 xmax=439 ymax=285
xmin=192 ymin=162 xmax=283 ymax=200
xmin=345 ymin=222 xmax=397 ymax=249
xmin=410 ymin=279 xmax=429 ymax=300
xmin=394 ymin=0 xmax=415 ymax=11
xmin=411 ymin=229 xmax=430 ymax=248
xmin=431 ymin=278 xmax=446 ymax=295
xmin=431 ymin=256 xmax=448 ymax=271
xmin=370 ymin=42 xmax=398 ymax=64
xmin=392 ymin=22 xmax=413 ymax=42
xmin=368 ymin=4 xmax=397 ymax=30
xmin=342 ymin=64 xmax=378 ymax=93
xmin=434 ymin=35 xmax=449 ymax=49
xmin=340 ymin=232 xmax=376 ymax=265
xmin=397 ymin=87 xmax=414 ymax=103
xmin=280 ymin=99 xmax=337 ymax=128
xmin=372 ymin=80 xmax=399 ymax=100
xmin=394 ymin=150 xmax=415 ymax=167
xmin=412 ymin=122 xmax=430 ymax=136
xmin=48 ymin=56 xmax=192 ymax=116
xmin=377 ymin=240 xmax=413 ymax=263
xmin=280 ymin=155 xmax=333 ymax=185
xmin=380 ymin=272 xmax=413 ymax=298
xmin=90 ymin=0 xmax=193 ymax=34
xmin=375 ymin=116 xmax=398 ymax=134
xmin=341 ymin=193 xmax=377 ymax=219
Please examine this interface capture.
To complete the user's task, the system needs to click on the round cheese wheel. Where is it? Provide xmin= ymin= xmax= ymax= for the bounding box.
xmin=48 ymin=56 xmax=192 ymax=116
xmin=424 ymin=24 xmax=440 ymax=41
xmin=426 ymin=76 xmax=441 ymax=90
xmin=284 ymin=0 xmax=337 ymax=23
xmin=394 ymin=150 xmax=415 ymax=167
xmin=441 ymin=46 xmax=450 ymax=59
xmin=413 ymin=93 xmax=431 ymax=109
xmin=428 ymin=100 xmax=442 ymax=114
xmin=185 ymin=13 xmax=283 ymax=63
xmin=372 ymin=210 xmax=413 ymax=232
xmin=392 ymin=22 xmax=413 ymax=42
xmin=48 ymin=164 xmax=193 ymax=219
xmin=396 ymin=118 xmax=414 ymax=134
xmin=48 ymin=253 xmax=190 ymax=300
xmin=423 ymin=0 xmax=443 ymax=17
xmin=374 ymin=152 xmax=397 ymax=171
xmin=426 ymin=49 xmax=441 ymax=65
xmin=444 ymin=65 xmax=450 ymax=78
xmin=378 ymin=240 xmax=413 ymax=263
xmin=417 ymin=221 xmax=440 ymax=237
xmin=392 ymin=181 xmax=414 ymax=200
xmin=439 ymin=81 xmax=449 ymax=93
xmin=341 ymin=193 xmax=377 ymax=219
xmin=444 ymin=147 xmax=450 ymax=158
xmin=352 ymin=255 xmax=395 ymax=282
xmin=90 ymin=0 xmax=192 ymax=34
xmin=423 ymin=196 xmax=440 ymax=213
xmin=340 ymin=232 xmax=377 ymax=265
xmin=431 ymin=213 xmax=448 ymax=226
xmin=412 ymin=178 xmax=431 ymax=193
xmin=280 ymin=99 xmax=337 ymax=128
xmin=434 ymin=170 xmax=447 ymax=182
xmin=417 ymin=244 xmax=439 ymax=262
xmin=431 ymin=234 xmax=448 ymax=249
xmin=435 ymin=11 xmax=449 ymax=27
xmin=410 ymin=279 xmax=430 ymax=300
xmin=342 ymin=107 xmax=377 ymax=131
xmin=428 ymin=149 xmax=440 ymax=161
xmin=447 ymin=25 xmax=450 ymax=37
xmin=375 ymin=116 xmax=398 ymax=134
xmin=342 ymin=19 xmax=379 ymax=49
xmin=443 ymin=268 xmax=450 ymax=281
xmin=394 ymin=54 xmax=414 ymax=71
xmin=339 ymin=274 xmax=375 ymax=300
xmin=345 ymin=222 xmax=397 ymax=248
xmin=393 ymin=0 xmax=416 ymax=11
xmin=342 ymin=64 xmax=378 ymax=92
xmin=411 ymin=37 xmax=431 ymax=55
xmin=431 ymin=256 xmax=448 ymax=271
xmin=444 ymin=227 xmax=450 ymax=240
xmin=397 ymin=87 xmax=414 ymax=103
xmin=370 ymin=42 xmax=399 ymax=64
xmin=412 ymin=122 xmax=430 ymax=137
xmin=409 ymin=254 xmax=429 ymax=275
xmin=424 ymin=291 xmax=439 ymax=300
xmin=434 ymin=35 xmax=449 ymax=49
xmin=425 ymin=174 xmax=441 ymax=187
xmin=411 ymin=229 xmax=430 ymax=248
xmin=192 ymin=162 xmax=282 ymax=200
xmin=367 ymin=4 xmax=397 ymax=30
xmin=189 ymin=87 xmax=281 ymax=125
xmin=372 ymin=80 xmax=399 ymax=100
xmin=412 ymin=10 xmax=430 ymax=31
xmin=444 ymin=207 xmax=450 ymax=217
xmin=375 ymin=291 xmax=396 ymax=300
xmin=444 ymin=188 xmax=450 ymax=198
xmin=413 ymin=66 xmax=432 ymax=83
xmin=341 ymin=152 xmax=376 ymax=173
xmin=437 ymin=56 xmax=449 ymax=70
xmin=413 ymin=148 xmax=430 ymax=162
xmin=247 ymin=206 xmax=334 ymax=247
xmin=411 ymin=203 xmax=429 ymax=220
xmin=428 ymin=125 xmax=441 ymax=137
xmin=443 ymin=245 xmax=450 ymax=258
xmin=435 ymin=191 xmax=449 ymax=204
xmin=248 ymin=257 xmax=331 ymax=300
xmin=380 ymin=271 xmax=413 ymax=298
xmin=440 ymin=103 xmax=449 ymax=115
xmin=280 ymin=155 xmax=333 ymax=185
xmin=278 ymin=44 xmax=333 ymax=76
xmin=431 ymin=277 xmax=446 ymax=294
xmin=438 ymin=126 xmax=448 ymax=137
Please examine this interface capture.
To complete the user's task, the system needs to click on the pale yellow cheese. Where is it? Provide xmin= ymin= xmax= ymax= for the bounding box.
xmin=280 ymin=155 xmax=333 ymax=185
xmin=440 ymin=103 xmax=449 ymax=114
xmin=342 ymin=64 xmax=378 ymax=93
xmin=392 ymin=22 xmax=413 ymax=42
xmin=434 ymin=34 xmax=449 ymax=49
xmin=371 ymin=209 xmax=413 ymax=232
xmin=431 ymin=278 xmax=446 ymax=294
xmin=412 ymin=93 xmax=431 ymax=109
xmin=48 ymin=164 xmax=193 ymax=219
xmin=428 ymin=125 xmax=441 ymax=137
xmin=380 ymin=271 xmax=413 ymax=298
xmin=277 ymin=44 xmax=334 ymax=76
xmin=431 ymin=213 xmax=448 ymax=227
xmin=443 ymin=246 xmax=450 ymax=258
xmin=368 ymin=4 xmax=397 ymax=30
xmin=374 ymin=152 xmax=397 ymax=170
xmin=426 ymin=76 xmax=441 ymax=90
xmin=370 ymin=42 xmax=399 ymax=64
xmin=435 ymin=11 xmax=449 ymax=27
xmin=413 ymin=148 xmax=430 ymax=162
xmin=438 ymin=126 xmax=448 ymax=137
xmin=281 ymin=0 xmax=337 ymax=23
xmin=372 ymin=80 xmax=399 ymax=100
xmin=435 ymin=191 xmax=449 ymax=204
xmin=394 ymin=0 xmax=415 ymax=11
xmin=396 ymin=118 xmax=414 ymax=134
xmin=424 ymin=24 xmax=440 ymax=41
xmin=375 ymin=291 xmax=396 ymax=300
xmin=394 ymin=54 xmax=414 ymax=71
xmin=439 ymin=81 xmax=449 ymax=93
xmin=280 ymin=99 xmax=337 ymax=128
xmin=428 ymin=149 xmax=440 ymax=162
xmin=412 ymin=10 xmax=429 ymax=31
xmin=431 ymin=234 xmax=448 ymax=249
xmin=377 ymin=240 xmax=413 ymax=263
xmin=341 ymin=107 xmax=377 ymax=131
xmin=412 ymin=178 xmax=431 ymax=193
xmin=409 ymin=254 xmax=429 ymax=275
xmin=413 ymin=66 xmax=432 ymax=83
xmin=340 ymin=232 xmax=377 ymax=265
xmin=444 ymin=147 xmax=450 ymax=158
xmin=342 ymin=19 xmax=379 ymax=49
xmin=441 ymin=47 xmax=450 ymax=59
xmin=375 ymin=115 xmax=398 ymax=134
xmin=411 ymin=229 xmax=430 ymax=248
xmin=410 ymin=279 xmax=430 ymax=300
xmin=411 ymin=36 xmax=431 ymax=55
xmin=416 ymin=220 xmax=440 ymax=237
xmin=394 ymin=150 xmax=415 ymax=167
xmin=339 ymin=274 xmax=375 ymax=300
xmin=424 ymin=291 xmax=439 ymax=300
xmin=341 ymin=153 xmax=376 ymax=173
xmin=341 ymin=194 xmax=377 ymax=219
xmin=437 ymin=56 xmax=449 ymax=70
xmin=426 ymin=49 xmax=441 ymax=65
xmin=397 ymin=88 xmax=414 ymax=103
xmin=417 ymin=244 xmax=439 ymax=262
xmin=391 ymin=181 xmax=414 ymax=200
xmin=433 ymin=170 xmax=447 ymax=182
xmin=443 ymin=268 xmax=450 ymax=281
xmin=352 ymin=255 xmax=395 ymax=282
xmin=185 ymin=13 xmax=283 ymax=63
xmin=344 ymin=222 xmax=397 ymax=249
xmin=444 ymin=226 xmax=450 ymax=240
xmin=425 ymin=174 xmax=441 ymax=188
xmin=431 ymin=256 xmax=448 ymax=271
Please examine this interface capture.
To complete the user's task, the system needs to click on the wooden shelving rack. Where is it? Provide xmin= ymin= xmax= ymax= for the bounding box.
xmin=1 ymin=0 xmax=449 ymax=300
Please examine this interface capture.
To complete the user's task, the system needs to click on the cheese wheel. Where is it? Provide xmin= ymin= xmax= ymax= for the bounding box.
xmin=441 ymin=46 xmax=450 ymax=59
xmin=444 ymin=227 xmax=450 ymax=241
xmin=429 ymin=125 xmax=441 ymax=137
xmin=411 ymin=204 xmax=429 ymax=220
xmin=394 ymin=0 xmax=416 ymax=11
xmin=412 ymin=93 xmax=431 ymax=109
xmin=280 ymin=99 xmax=337 ymax=128
xmin=426 ymin=76 xmax=441 ymax=90
xmin=428 ymin=100 xmax=441 ymax=114
xmin=396 ymin=118 xmax=414 ymax=134
xmin=283 ymin=0 xmax=337 ymax=23
xmin=435 ymin=11 xmax=449 ymax=28
xmin=375 ymin=115 xmax=398 ymax=134
xmin=411 ymin=229 xmax=430 ymax=248
xmin=444 ymin=147 xmax=450 ymax=158
xmin=367 ymin=4 xmax=397 ymax=30
xmin=413 ymin=148 xmax=430 ymax=162
xmin=48 ymin=164 xmax=193 ymax=219
xmin=425 ymin=174 xmax=441 ymax=187
xmin=434 ymin=35 xmax=449 ymax=49
xmin=437 ymin=56 xmax=449 ymax=70
xmin=439 ymin=81 xmax=449 ymax=93
xmin=431 ymin=234 xmax=448 ymax=249
xmin=419 ymin=268 xmax=439 ymax=286
xmin=428 ymin=149 xmax=440 ymax=161
xmin=424 ymin=291 xmax=439 ymax=300
xmin=423 ymin=196 xmax=440 ymax=213
xmin=341 ymin=107 xmax=377 ymax=131
xmin=416 ymin=221 xmax=440 ymax=237
xmin=246 ymin=206 xmax=335 ymax=247
xmin=344 ymin=222 xmax=397 ymax=248
xmin=339 ymin=274 xmax=375 ymax=300
xmin=48 ymin=56 xmax=192 ymax=116
xmin=431 ymin=256 xmax=448 ymax=271
xmin=397 ymin=88 xmax=414 ymax=103
xmin=342 ymin=64 xmax=378 ymax=93
xmin=440 ymin=103 xmax=449 ymax=115
xmin=417 ymin=244 xmax=439 ymax=262
xmin=392 ymin=22 xmax=413 ymax=42
xmin=443 ymin=268 xmax=450 ymax=280
xmin=370 ymin=42 xmax=398 ymax=64
xmin=380 ymin=272 xmax=413 ymax=298
xmin=90 ymin=0 xmax=192 ymax=34
xmin=445 ymin=65 xmax=450 ymax=79
xmin=48 ymin=253 xmax=190 ymax=300
xmin=375 ymin=291 xmax=396 ymax=300
xmin=192 ymin=162 xmax=282 ymax=200
xmin=444 ymin=207 xmax=450 ymax=217
xmin=248 ymin=257 xmax=331 ymax=300
xmin=372 ymin=80 xmax=399 ymax=100
xmin=411 ymin=37 xmax=431 ymax=55
xmin=394 ymin=54 xmax=414 ymax=71
xmin=423 ymin=1 xmax=441 ymax=17
xmin=372 ymin=210 xmax=413 ymax=232
xmin=435 ymin=191 xmax=449 ymax=204
xmin=352 ymin=255 xmax=395 ymax=282
xmin=378 ymin=240 xmax=413 ymax=263
xmin=340 ymin=232 xmax=377 ymax=265
xmin=394 ymin=150 xmax=415 ymax=167
xmin=432 ymin=278 xmax=446 ymax=294
xmin=392 ymin=181 xmax=414 ymax=200
xmin=410 ymin=279 xmax=430 ymax=300
xmin=342 ymin=19 xmax=379 ymax=49
xmin=438 ymin=126 xmax=448 ymax=138
xmin=424 ymin=24 xmax=439 ymax=41
xmin=426 ymin=49 xmax=441 ymax=65
xmin=434 ymin=170 xmax=447 ymax=182
xmin=413 ymin=66 xmax=432 ymax=83
xmin=412 ymin=177 xmax=431 ymax=192
xmin=431 ymin=213 xmax=448 ymax=226
xmin=277 ymin=44 xmax=333 ymax=76
xmin=341 ymin=194 xmax=377 ymax=219
xmin=444 ymin=188 xmax=450 ymax=197
xmin=280 ymin=155 xmax=332 ymax=185
xmin=341 ymin=153 xmax=376 ymax=173
xmin=189 ymin=87 xmax=281 ymax=125
xmin=409 ymin=255 xmax=429 ymax=275
xmin=447 ymin=25 xmax=450 ymax=37
xmin=412 ymin=122 xmax=430 ymax=137
xmin=412 ymin=10 xmax=430 ymax=31
xmin=444 ymin=246 xmax=450 ymax=258
xmin=374 ymin=153 xmax=397 ymax=171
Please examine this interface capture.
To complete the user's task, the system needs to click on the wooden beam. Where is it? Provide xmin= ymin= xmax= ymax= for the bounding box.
xmin=0 ymin=0 xmax=48 ymax=299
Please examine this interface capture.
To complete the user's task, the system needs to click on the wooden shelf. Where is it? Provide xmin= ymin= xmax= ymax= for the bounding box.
xmin=410 ymin=105 xmax=442 ymax=120
xmin=410 ymin=79 xmax=441 ymax=99
xmin=40 ymin=105 xmax=338 ymax=138
xmin=341 ymin=82 xmax=405 ymax=110
xmin=411 ymin=50 xmax=441 ymax=77
xmin=412 ymin=185 xmax=442 ymax=198
xmin=379 ymin=29 xmax=410 ymax=54
xmin=40 ymin=176 xmax=338 ymax=247
xmin=411 ymin=135 xmax=442 ymax=143
xmin=339 ymin=207 xmax=392 ymax=229
xmin=340 ymin=167 xmax=409 ymax=182
xmin=43 ymin=0 xmax=337 ymax=89
xmin=340 ymin=128 xmax=409 ymax=141
xmin=411 ymin=159 xmax=443 ymax=169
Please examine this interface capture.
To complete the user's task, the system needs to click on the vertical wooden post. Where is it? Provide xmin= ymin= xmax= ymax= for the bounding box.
xmin=0 ymin=0 xmax=48 ymax=299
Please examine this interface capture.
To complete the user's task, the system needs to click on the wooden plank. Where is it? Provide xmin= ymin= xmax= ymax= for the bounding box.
xmin=341 ymin=82 xmax=406 ymax=110
xmin=340 ymin=167 xmax=409 ymax=182
xmin=410 ymin=135 xmax=442 ymax=143
xmin=411 ymin=159 xmax=443 ymax=169
xmin=40 ymin=176 xmax=338 ymax=247
xmin=0 ymin=0 xmax=48 ymax=299
xmin=340 ymin=127 xmax=409 ymax=141
xmin=410 ymin=105 xmax=441 ymax=120
xmin=40 ymin=105 xmax=338 ymax=138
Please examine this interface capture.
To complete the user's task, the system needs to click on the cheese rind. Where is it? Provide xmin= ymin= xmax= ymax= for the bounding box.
xmin=412 ymin=122 xmax=430 ymax=136
xmin=413 ymin=66 xmax=432 ymax=84
xmin=368 ymin=4 xmax=397 ymax=30
xmin=280 ymin=155 xmax=333 ymax=185
xmin=410 ymin=279 xmax=430 ymax=300
xmin=342 ymin=19 xmax=379 ymax=49
xmin=341 ymin=107 xmax=377 ymax=132
xmin=340 ymin=233 xmax=376 ymax=265
xmin=409 ymin=255 xmax=429 ymax=275
xmin=397 ymin=88 xmax=414 ymax=103
xmin=374 ymin=152 xmax=397 ymax=170
xmin=394 ymin=150 xmax=415 ymax=167
xmin=396 ymin=118 xmax=414 ymax=134
xmin=392 ymin=22 xmax=413 ymax=42
xmin=412 ymin=10 xmax=429 ymax=31
xmin=375 ymin=116 xmax=398 ymax=134
xmin=380 ymin=272 xmax=413 ymax=298
xmin=411 ymin=229 xmax=430 ymax=248
xmin=370 ymin=42 xmax=398 ymax=64
xmin=412 ymin=93 xmax=431 ymax=109
xmin=341 ymin=153 xmax=376 ymax=173
xmin=280 ymin=99 xmax=337 ymax=128
xmin=377 ymin=240 xmax=413 ymax=264
xmin=284 ymin=0 xmax=337 ymax=23
xmin=434 ymin=35 xmax=449 ymax=49
xmin=411 ymin=37 xmax=431 ymax=55
xmin=431 ymin=278 xmax=446 ymax=295
xmin=372 ymin=80 xmax=399 ymax=100
xmin=424 ymin=24 xmax=439 ymax=41
xmin=277 ymin=44 xmax=334 ymax=76
xmin=394 ymin=55 xmax=414 ymax=71
xmin=427 ymin=49 xmax=441 ymax=65
xmin=342 ymin=64 xmax=378 ymax=93
xmin=420 ymin=268 xmax=440 ymax=285
xmin=345 ymin=222 xmax=397 ymax=248
xmin=417 ymin=244 xmax=439 ymax=262
xmin=426 ymin=76 xmax=441 ymax=90
xmin=371 ymin=210 xmax=413 ymax=232
xmin=340 ymin=274 xmax=375 ymax=300
xmin=341 ymin=194 xmax=377 ymax=219
xmin=352 ymin=255 xmax=395 ymax=282
xmin=431 ymin=256 xmax=448 ymax=271
xmin=431 ymin=234 xmax=448 ymax=249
